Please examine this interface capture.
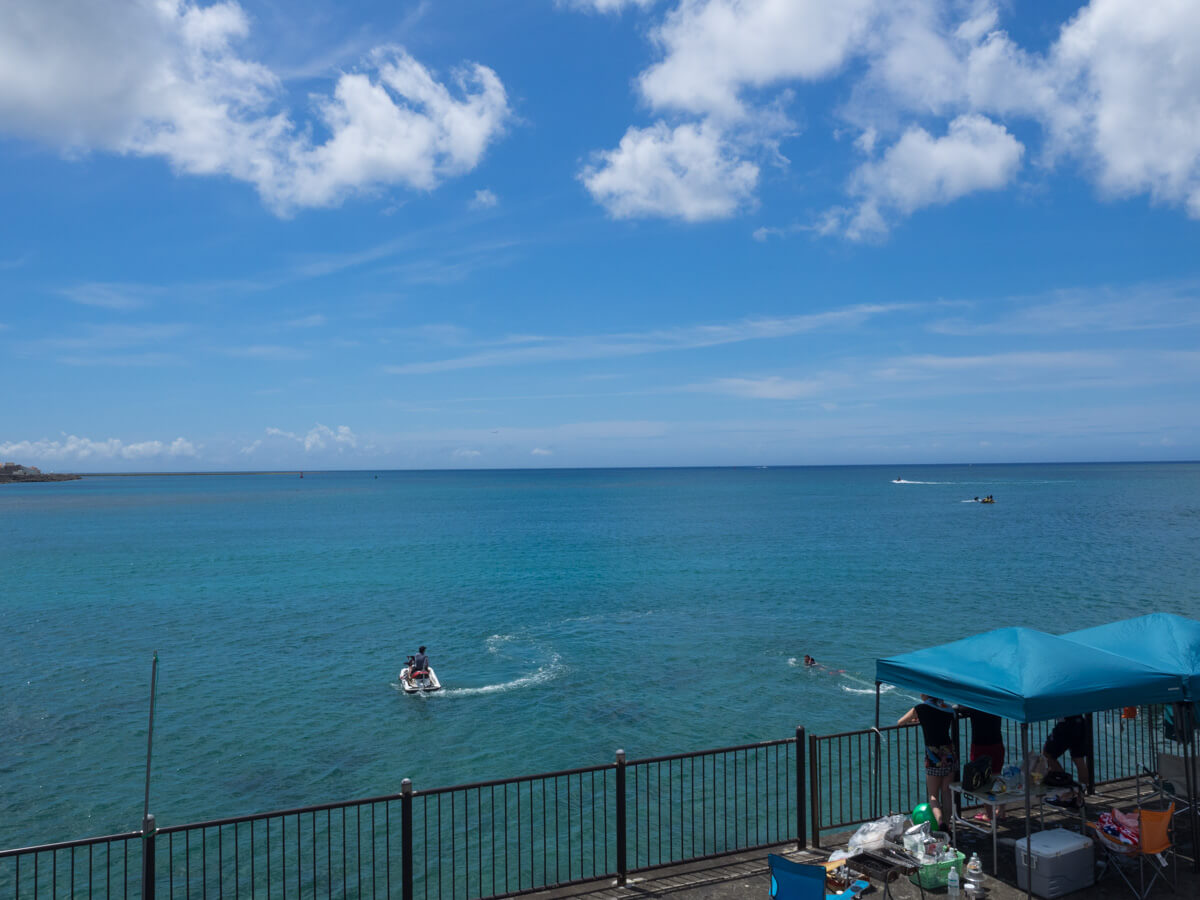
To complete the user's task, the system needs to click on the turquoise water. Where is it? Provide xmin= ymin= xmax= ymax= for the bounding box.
xmin=2 ymin=463 xmax=1198 ymax=848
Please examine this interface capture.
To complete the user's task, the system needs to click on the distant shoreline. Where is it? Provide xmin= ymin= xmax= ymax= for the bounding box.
xmin=79 ymin=471 xmax=304 ymax=477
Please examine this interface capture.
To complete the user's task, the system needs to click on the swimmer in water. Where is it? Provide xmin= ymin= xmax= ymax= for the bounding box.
xmin=803 ymin=655 xmax=818 ymax=667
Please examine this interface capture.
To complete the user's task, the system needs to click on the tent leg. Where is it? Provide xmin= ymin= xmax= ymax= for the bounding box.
xmin=874 ymin=682 xmax=882 ymax=820
xmin=1184 ymin=721 xmax=1198 ymax=873
xmin=1022 ymin=723 xmax=1032 ymax=900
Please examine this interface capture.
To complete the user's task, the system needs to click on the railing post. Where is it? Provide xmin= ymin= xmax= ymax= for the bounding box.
xmin=1084 ymin=713 xmax=1096 ymax=795
xmin=808 ymin=732 xmax=821 ymax=849
xmin=401 ymin=779 xmax=413 ymax=900
xmin=615 ymin=749 xmax=627 ymax=886
xmin=140 ymin=813 xmax=156 ymax=900
xmin=795 ymin=727 xmax=806 ymax=850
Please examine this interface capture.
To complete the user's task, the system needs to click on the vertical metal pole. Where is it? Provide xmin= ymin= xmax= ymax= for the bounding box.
xmin=143 ymin=652 xmax=159 ymax=823
xmin=795 ymin=727 xmax=806 ymax=850
xmin=401 ymin=779 xmax=413 ymax=900
xmin=808 ymin=732 xmax=821 ymax=849
xmin=140 ymin=652 xmax=159 ymax=900
xmin=1084 ymin=712 xmax=1095 ymax=794
xmin=1022 ymin=723 xmax=1032 ymax=900
xmin=615 ymin=750 xmax=627 ymax=886
xmin=874 ymin=683 xmax=882 ymax=820
xmin=140 ymin=814 xmax=156 ymax=900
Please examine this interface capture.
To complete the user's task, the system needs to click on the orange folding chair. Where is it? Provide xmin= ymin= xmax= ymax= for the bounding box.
xmin=1092 ymin=803 xmax=1176 ymax=899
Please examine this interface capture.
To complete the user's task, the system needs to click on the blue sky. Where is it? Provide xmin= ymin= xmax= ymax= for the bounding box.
xmin=2 ymin=0 xmax=1199 ymax=471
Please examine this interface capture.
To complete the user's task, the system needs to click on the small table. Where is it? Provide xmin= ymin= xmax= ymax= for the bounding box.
xmin=949 ymin=782 xmax=1086 ymax=874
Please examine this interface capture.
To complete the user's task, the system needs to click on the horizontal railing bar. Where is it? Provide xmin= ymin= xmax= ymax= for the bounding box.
xmin=157 ymin=793 xmax=403 ymax=833
xmin=630 ymin=737 xmax=796 ymax=766
xmin=629 ymin=840 xmax=791 ymax=875
xmin=414 ymin=763 xmax=616 ymax=798
xmin=0 ymin=831 xmax=142 ymax=858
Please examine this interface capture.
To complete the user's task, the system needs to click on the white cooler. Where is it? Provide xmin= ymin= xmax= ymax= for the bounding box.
xmin=1015 ymin=828 xmax=1095 ymax=898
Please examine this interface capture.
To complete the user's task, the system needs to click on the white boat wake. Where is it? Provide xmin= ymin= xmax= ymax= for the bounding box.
xmin=442 ymin=653 xmax=564 ymax=697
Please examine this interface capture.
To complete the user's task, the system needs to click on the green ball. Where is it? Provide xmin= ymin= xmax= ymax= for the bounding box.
xmin=911 ymin=803 xmax=936 ymax=827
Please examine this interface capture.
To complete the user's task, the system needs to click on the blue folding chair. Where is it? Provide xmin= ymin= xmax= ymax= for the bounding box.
xmin=767 ymin=854 xmax=826 ymax=899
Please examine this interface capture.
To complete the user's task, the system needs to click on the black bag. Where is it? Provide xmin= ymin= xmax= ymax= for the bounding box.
xmin=1042 ymin=770 xmax=1075 ymax=789
xmin=962 ymin=755 xmax=992 ymax=792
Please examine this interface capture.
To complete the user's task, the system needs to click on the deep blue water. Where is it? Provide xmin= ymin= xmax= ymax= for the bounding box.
xmin=2 ymin=463 xmax=1198 ymax=847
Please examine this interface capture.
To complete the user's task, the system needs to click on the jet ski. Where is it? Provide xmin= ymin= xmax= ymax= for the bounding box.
xmin=400 ymin=658 xmax=442 ymax=693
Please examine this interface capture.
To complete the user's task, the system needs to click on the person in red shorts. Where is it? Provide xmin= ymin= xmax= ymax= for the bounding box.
xmin=959 ymin=706 xmax=1005 ymax=822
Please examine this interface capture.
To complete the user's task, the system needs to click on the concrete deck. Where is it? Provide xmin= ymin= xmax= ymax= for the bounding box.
xmin=528 ymin=779 xmax=1196 ymax=899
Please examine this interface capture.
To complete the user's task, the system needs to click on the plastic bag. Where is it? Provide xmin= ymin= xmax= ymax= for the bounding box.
xmin=848 ymin=818 xmax=891 ymax=851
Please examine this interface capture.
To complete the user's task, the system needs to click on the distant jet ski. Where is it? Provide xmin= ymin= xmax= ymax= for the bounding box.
xmin=400 ymin=657 xmax=442 ymax=693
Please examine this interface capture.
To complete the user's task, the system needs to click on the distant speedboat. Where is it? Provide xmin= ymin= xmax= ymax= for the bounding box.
xmin=399 ymin=664 xmax=442 ymax=693
xmin=979 ymin=497 xmax=995 ymax=504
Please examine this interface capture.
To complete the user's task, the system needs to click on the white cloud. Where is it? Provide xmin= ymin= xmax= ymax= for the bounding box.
xmin=286 ymin=314 xmax=326 ymax=328
xmin=696 ymin=376 xmax=824 ymax=399
xmin=639 ymin=0 xmax=881 ymax=119
xmin=386 ymin=303 xmax=905 ymax=373
xmin=1048 ymin=0 xmax=1200 ymax=216
xmin=587 ymin=0 xmax=1200 ymax=231
xmin=843 ymin=114 xmax=1024 ymax=239
xmin=0 ymin=2 xmax=510 ymax=214
xmin=452 ymin=448 xmax=482 ymax=458
xmin=531 ymin=447 xmax=553 ymax=456
xmin=0 ymin=434 xmax=197 ymax=463
xmin=227 ymin=344 xmax=310 ymax=361
xmin=470 ymin=188 xmax=499 ymax=209
xmin=265 ymin=424 xmax=358 ymax=452
xmin=580 ymin=120 xmax=758 ymax=221
xmin=60 ymin=283 xmax=153 ymax=310
xmin=561 ymin=0 xmax=655 ymax=13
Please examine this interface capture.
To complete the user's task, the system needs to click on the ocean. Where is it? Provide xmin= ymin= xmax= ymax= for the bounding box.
xmin=2 ymin=463 xmax=1198 ymax=848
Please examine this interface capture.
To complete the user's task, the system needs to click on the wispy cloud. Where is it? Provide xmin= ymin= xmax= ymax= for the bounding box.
xmin=286 ymin=314 xmax=327 ymax=328
xmin=928 ymin=282 xmax=1200 ymax=336
xmin=470 ymin=188 xmax=498 ymax=209
xmin=226 ymin=344 xmax=311 ymax=361
xmin=385 ymin=303 xmax=908 ymax=374
xmin=689 ymin=375 xmax=828 ymax=399
xmin=60 ymin=282 xmax=160 ymax=311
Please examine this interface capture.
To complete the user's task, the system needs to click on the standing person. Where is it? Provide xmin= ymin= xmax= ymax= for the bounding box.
xmin=1042 ymin=714 xmax=1089 ymax=801
xmin=898 ymin=696 xmax=958 ymax=829
xmin=959 ymin=706 xmax=1005 ymax=822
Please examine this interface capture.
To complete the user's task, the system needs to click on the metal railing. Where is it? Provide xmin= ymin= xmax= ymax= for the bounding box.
xmin=2 ymin=709 xmax=1169 ymax=896
xmin=2 ymin=729 xmax=806 ymax=899
xmin=0 ymin=832 xmax=143 ymax=899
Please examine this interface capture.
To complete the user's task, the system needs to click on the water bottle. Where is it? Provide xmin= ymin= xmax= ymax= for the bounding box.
xmin=947 ymin=863 xmax=960 ymax=899
xmin=965 ymin=852 xmax=982 ymax=891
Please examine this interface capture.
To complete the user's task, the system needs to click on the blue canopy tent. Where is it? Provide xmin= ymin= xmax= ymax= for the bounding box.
xmin=1062 ymin=613 xmax=1200 ymax=703
xmin=1061 ymin=613 xmax=1200 ymax=870
xmin=876 ymin=627 xmax=1185 ymax=722
xmin=874 ymin=627 xmax=1186 ymax=898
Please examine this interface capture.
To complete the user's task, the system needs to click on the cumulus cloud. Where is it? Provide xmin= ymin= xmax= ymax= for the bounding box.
xmin=841 ymin=114 xmax=1024 ymax=239
xmin=639 ymin=0 xmax=880 ymax=119
xmin=0 ymin=434 xmax=197 ymax=463
xmin=531 ymin=447 xmax=553 ymax=456
xmin=265 ymin=424 xmax=358 ymax=452
xmin=0 ymin=2 xmax=510 ymax=214
xmin=1049 ymin=0 xmax=1200 ymax=215
xmin=580 ymin=121 xmax=759 ymax=221
xmin=585 ymin=0 xmax=1200 ymax=229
